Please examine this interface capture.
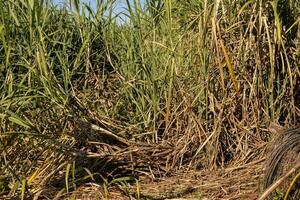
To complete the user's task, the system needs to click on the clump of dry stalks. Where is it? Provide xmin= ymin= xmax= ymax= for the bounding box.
xmin=259 ymin=124 xmax=300 ymax=200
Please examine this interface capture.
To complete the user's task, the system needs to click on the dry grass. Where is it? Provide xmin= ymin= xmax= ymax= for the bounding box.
xmin=46 ymin=158 xmax=264 ymax=200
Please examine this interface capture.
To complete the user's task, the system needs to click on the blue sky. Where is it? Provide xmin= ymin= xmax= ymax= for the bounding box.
xmin=52 ymin=0 xmax=146 ymax=14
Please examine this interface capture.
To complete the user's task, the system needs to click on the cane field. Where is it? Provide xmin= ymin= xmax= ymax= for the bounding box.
xmin=0 ymin=0 xmax=299 ymax=199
